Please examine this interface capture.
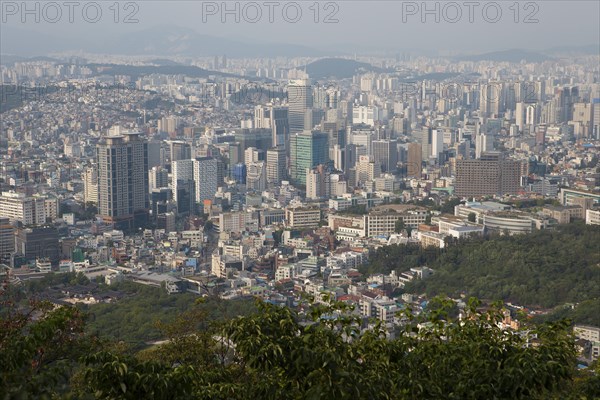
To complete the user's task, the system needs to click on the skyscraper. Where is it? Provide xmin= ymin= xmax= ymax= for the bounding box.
xmin=407 ymin=142 xmax=422 ymax=178
xmin=475 ymin=133 xmax=494 ymax=159
xmin=306 ymin=164 xmax=331 ymax=200
xmin=372 ymin=139 xmax=398 ymax=173
xmin=148 ymin=166 xmax=169 ymax=191
xmin=288 ymin=79 xmax=313 ymax=133
xmin=232 ymin=163 xmax=247 ymax=184
xmin=0 ymin=218 xmax=14 ymax=264
xmin=270 ymin=105 xmax=289 ymax=149
xmin=289 ymin=131 xmax=329 ymax=185
xmin=193 ymin=157 xmax=218 ymax=205
xmin=429 ymin=129 xmax=444 ymax=161
xmin=246 ymin=161 xmax=267 ymax=192
xmin=592 ymin=99 xmax=600 ymax=139
xmin=169 ymin=140 xmax=192 ymax=162
xmin=267 ymin=147 xmax=287 ymax=184
xmin=171 ymin=160 xmax=190 ymax=214
xmin=96 ymin=133 xmax=149 ymax=231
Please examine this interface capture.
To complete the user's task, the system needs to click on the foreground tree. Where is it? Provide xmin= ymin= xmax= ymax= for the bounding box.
xmin=0 ymin=299 xmax=90 ymax=399
xmin=3 ymin=290 xmax=597 ymax=400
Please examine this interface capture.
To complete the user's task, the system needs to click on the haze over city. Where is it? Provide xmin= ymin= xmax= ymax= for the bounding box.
xmin=1 ymin=1 xmax=599 ymax=56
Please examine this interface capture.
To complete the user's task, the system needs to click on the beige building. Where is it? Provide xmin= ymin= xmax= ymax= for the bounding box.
xmin=542 ymin=205 xmax=585 ymax=224
xmin=218 ymin=211 xmax=258 ymax=233
xmin=83 ymin=165 xmax=98 ymax=204
xmin=354 ymin=155 xmax=381 ymax=186
xmin=418 ymin=231 xmax=446 ymax=248
xmin=0 ymin=191 xmax=46 ymax=225
xmin=364 ymin=205 xmax=428 ymax=237
xmin=285 ymin=206 xmax=321 ymax=228
xmin=586 ymin=209 xmax=600 ymax=225
xmin=306 ymin=165 xmax=331 ymax=200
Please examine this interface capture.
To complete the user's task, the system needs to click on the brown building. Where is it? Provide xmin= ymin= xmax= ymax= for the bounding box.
xmin=407 ymin=142 xmax=422 ymax=178
xmin=0 ymin=217 xmax=14 ymax=263
xmin=455 ymin=152 xmax=521 ymax=198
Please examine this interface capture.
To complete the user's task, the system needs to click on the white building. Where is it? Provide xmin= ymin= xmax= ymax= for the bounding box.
xmin=0 ymin=191 xmax=46 ymax=225
xmin=352 ymin=105 xmax=381 ymax=126
xmin=586 ymin=209 xmax=600 ymax=225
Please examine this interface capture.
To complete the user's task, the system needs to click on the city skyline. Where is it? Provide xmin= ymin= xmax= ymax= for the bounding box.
xmin=1 ymin=2 xmax=599 ymax=397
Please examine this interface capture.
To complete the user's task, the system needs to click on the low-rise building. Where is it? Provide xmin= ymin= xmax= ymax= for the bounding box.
xmin=285 ymin=206 xmax=321 ymax=228
xmin=585 ymin=209 xmax=600 ymax=225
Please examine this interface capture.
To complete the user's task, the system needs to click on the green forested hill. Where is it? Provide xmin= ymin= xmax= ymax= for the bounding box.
xmin=367 ymin=224 xmax=600 ymax=309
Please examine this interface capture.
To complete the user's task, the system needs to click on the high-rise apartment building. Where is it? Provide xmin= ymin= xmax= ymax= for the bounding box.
xmin=96 ymin=133 xmax=149 ymax=231
xmin=475 ymin=133 xmax=494 ymax=159
xmin=289 ymin=130 xmax=329 ymax=185
xmin=83 ymin=165 xmax=99 ymax=205
xmin=193 ymin=157 xmax=218 ymax=205
xmin=455 ymin=152 xmax=521 ymax=197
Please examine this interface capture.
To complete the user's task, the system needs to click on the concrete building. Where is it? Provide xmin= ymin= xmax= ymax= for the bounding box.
xmin=83 ymin=165 xmax=98 ymax=205
xmin=0 ymin=218 xmax=14 ymax=263
xmin=0 ymin=191 xmax=46 ymax=225
xmin=193 ymin=157 xmax=218 ymax=205
xmin=96 ymin=133 xmax=149 ymax=231
xmin=364 ymin=205 xmax=428 ymax=236
xmin=219 ymin=211 xmax=258 ymax=233
xmin=542 ymin=205 xmax=585 ymax=224
xmin=354 ymin=155 xmax=381 ymax=186
xmin=407 ymin=142 xmax=422 ymax=178
xmin=288 ymin=79 xmax=313 ymax=133
xmin=266 ymin=147 xmax=287 ymax=185
xmin=168 ymin=140 xmax=191 ymax=162
xmin=246 ymin=161 xmax=267 ymax=192
xmin=372 ymin=139 xmax=398 ymax=173
xmin=15 ymin=226 xmax=59 ymax=265
xmin=211 ymin=252 xmax=243 ymax=278
xmin=149 ymin=166 xmax=169 ymax=191
xmin=455 ymin=152 xmax=521 ymax=198
xmin=559 ymin=189 xmax=600 ymax=208
xmin=586 ymin=209 xmax=600 ymax=225
xmin=306 ymin=164 xmax=331 ymax=200
xmin=289 ymin=130 xmax=329 ymax=185
xmin=285 ymin=206 xmax=321 ymax=228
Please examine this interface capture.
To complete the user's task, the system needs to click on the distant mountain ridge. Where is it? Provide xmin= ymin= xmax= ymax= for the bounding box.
xmin=0 ymin=25 xmax=335 ymax=58
xmin=301 ymin=58 xmax=388 ymax=80
xmin=455 ymin=49 xmax=553 ymax=63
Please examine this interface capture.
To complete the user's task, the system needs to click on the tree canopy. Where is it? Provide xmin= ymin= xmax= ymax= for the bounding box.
xmin=365 ymin=224 xmax=600 ymax=310
xmin=2 ymin=279 xmax=599 ymax=400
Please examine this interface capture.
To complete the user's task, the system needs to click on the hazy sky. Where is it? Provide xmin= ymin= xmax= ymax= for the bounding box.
xmin=1 ymin=1 xmax=599 ymax=54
